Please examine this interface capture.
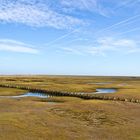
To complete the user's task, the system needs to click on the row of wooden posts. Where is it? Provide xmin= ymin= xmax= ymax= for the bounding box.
xmin=0 ymin=84 xmax=139 ymax=104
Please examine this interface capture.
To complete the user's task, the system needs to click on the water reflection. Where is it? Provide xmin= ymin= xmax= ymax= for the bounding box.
xmin=0 ymin=92 xmax=49 ymax=98
xmin=95 ymin=88 xmax=117 ymax=94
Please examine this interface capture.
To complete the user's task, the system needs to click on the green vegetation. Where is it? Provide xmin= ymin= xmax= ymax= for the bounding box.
xmin=0 ymin=76 xmax=140 ymax=140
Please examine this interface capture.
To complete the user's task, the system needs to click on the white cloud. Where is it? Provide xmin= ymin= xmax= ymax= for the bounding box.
xmin=114 ymin=0 xmax=140 ymax=10
xmin=60 ymin=47 xmax=84 ymax=55
xmin=0 ymin=0 xmax=84 ymax=29
xmin=60 ymin=0 xmax=110 ymax=17
xmin=86 ymin=38 xmax=140 ymax=55
xmin=0 ymin=39 xmax=39 ymax=54
xmin=0 ymin=0 xmax=138 ymax=30
xmin=60 ymin=37 xmax=140 ymax=56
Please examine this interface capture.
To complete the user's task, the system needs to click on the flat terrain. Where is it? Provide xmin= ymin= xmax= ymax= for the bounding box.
xmin=1 ymin=75 xmax=140 ymax=99
xmin=0 ymin=76 xmax=140 ymax=140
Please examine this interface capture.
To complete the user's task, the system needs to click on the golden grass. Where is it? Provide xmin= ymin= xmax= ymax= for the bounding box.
xmin=0 ymin=76 xmax=140 ymax=139
xmin=0 ymin=75 xmax=140 ymax=99
xmin=0 ymin=87 xmax=27 ymax=96
xmin=0 ymin=95 xmax=140 ymax=140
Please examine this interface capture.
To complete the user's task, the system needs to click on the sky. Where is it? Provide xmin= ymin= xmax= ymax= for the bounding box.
xmin=0 ymin=0 xmax=140 ymax=76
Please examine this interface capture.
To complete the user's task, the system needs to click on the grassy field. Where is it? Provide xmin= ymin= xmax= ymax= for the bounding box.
xmin=0 ymin=87 xmax=27 ymax=96
xmin=0 ymin=75 xmax=140 ymax=99
xmin=0 ymin=76 xmax=140 ymax=140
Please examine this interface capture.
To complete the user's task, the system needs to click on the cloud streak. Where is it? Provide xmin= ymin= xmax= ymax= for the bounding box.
xmin=60 ymin=37 xmax=140 ymax=56
xmin=0 ymin=0 xmax=137 ymax=30
xmin=95 ymin=14 xmax=140 ymax=35
xmin=45 ymin=28 xmax=80 ymax=47
xmin=60 ymin=0 xmax=110 ymax=17
xmin=0 ymin=39 xmax=39 ymax=54
xmin=0 ymin=0 xmax=84 ymax=29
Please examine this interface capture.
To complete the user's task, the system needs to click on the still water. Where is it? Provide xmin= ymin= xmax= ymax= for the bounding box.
xmin=0 ymin=88 xmax=117 ymax=98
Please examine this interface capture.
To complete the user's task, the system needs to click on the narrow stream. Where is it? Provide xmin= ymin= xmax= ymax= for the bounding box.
xmin=0 ymin=88 xmax=117 ymax=98
xmin=0 ymin=92 xmax=49 ymax=98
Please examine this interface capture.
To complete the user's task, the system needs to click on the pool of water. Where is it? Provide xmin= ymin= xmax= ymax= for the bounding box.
xmin=0 ymin=92 xmax=49 ymax=98
xmin=0 ymin=88 xmax=117 ymax=99
xmin=95 ymin=88 xmax=117 ymax=94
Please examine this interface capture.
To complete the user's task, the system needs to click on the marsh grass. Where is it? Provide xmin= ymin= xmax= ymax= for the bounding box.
xmin=0 ymin=95 xmax=140 ymax=140
xmin=0 ymin=76 xmax=140 ymax=139
xmin=0 ymin=87 xmax=27 ymax=96
xmin=0 ymin=76 xmax=140 ymax=101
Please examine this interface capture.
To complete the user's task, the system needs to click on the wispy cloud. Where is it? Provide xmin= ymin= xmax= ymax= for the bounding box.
xmin=0 ymin=0 xmax=139 ymax=30
xmin=88 ymin=37 xmax=139 ymax=55
xmin=114 ymin=0 xmax=134 ymax=10
xmin=0 ymin=0 xmax=84 ymax=29
xmin=45 ymin=28 xmax=80 ymax=47
xmin=60 ymin=47 xmax=84 ymax=55
xmin=60 ymin=37 xmax=140 ymax=56
xmin=0 ymin=39 xmax=39 ymax=54
xmin=60 ymin=0 xmax=110 ymax=17
xmin=114 ymin=0 xmax=140 ymax=10
xmin=0 ymin=0 xmax=137 ymax=30
xmin=95 ymin=14 xmax=140 ymax=35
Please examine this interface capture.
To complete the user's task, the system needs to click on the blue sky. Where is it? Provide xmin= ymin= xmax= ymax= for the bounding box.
xmin=0 ymin=0 xmax=140 ymax=76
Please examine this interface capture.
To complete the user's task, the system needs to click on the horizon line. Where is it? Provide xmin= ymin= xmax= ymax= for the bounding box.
xmin=0 ymin=74 xmax=139 ymax=77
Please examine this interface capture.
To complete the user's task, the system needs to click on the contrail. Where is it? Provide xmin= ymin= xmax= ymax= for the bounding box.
xmin=81 ymin=0 xmax=89 ymax=10
xmin=44 ymin=13 xmax=140 ymax=48
xmin=95 ymin=14 xmax=140 ymax=35
xmin=114 ymin=0 xmax=134 ymax=10
xmin=60 ymin=38 xmax=89 ymax=46
xmin=45 ymin=28 xmax=80 ymax=47
xmin=115 ymin=27 xmax=140 ymax=36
